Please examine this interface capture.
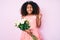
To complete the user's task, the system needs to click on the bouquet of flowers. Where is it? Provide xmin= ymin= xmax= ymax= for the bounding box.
xmin=15 ymin=18 xmax=37 ymax=40
xmin=15 ymin=18 xmax=30 ymax=31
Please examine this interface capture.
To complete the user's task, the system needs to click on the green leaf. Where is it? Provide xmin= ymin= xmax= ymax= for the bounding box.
xmin=31 ymin=34 xmax=37 ymax=40
xmin=18 ymin=20 xmax=30 ymax=31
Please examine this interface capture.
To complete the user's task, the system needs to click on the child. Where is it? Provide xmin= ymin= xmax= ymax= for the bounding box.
xmin=20 ymin=1 xmax=42 ymax=40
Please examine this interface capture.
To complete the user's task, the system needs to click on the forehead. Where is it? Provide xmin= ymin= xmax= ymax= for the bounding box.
xmin=27 ymin=4 xmax=32 ymax=7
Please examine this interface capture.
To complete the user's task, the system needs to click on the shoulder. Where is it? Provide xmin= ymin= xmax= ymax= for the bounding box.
xmin=39 ymin=13 xmax=42 ymax=19
xmin=36 ymin=13 xmax=42 ymax=19
xmin=21 ymin=16 xmax=25 ymax=19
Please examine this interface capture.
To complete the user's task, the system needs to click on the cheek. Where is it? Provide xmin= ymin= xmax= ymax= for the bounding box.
xmin=31 ymin=8 xmax=33 ymax=11
xmin=27 ymin=8 xmax=29 ymax=11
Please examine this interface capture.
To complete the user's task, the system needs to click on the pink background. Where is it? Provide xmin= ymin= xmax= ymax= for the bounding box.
xmin=0 ymin=0 xmax=60 ymax=40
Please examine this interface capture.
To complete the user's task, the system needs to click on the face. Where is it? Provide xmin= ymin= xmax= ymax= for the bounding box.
xmin=26 ymin=4 xmax=33 ymax=15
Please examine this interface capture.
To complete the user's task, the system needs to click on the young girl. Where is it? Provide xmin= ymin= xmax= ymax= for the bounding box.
xmin=20 ymin=1 xmax=42 ymax=40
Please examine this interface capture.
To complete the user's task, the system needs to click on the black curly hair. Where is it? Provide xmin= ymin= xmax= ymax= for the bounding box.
xmin=21 ymin=1 xmax=40 ymax=16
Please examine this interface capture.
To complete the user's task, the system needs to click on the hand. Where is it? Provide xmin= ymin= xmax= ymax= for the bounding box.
xmin=25 ymin=29 xmax=32 ymax=35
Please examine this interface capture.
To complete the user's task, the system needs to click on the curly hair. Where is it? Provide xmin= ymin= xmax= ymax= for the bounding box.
xmin=21 ymin=1 xmax=40 ymax=16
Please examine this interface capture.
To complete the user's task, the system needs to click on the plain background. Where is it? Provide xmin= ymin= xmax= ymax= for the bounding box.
xmin=0 ymin=0 xmax=60 ymax=40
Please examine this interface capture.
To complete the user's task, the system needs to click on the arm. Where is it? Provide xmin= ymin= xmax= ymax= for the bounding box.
xmin=36 ymin=14 xmax=42 ymax=28
xmin=21 ymin=16 xmax=32 ymax=35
